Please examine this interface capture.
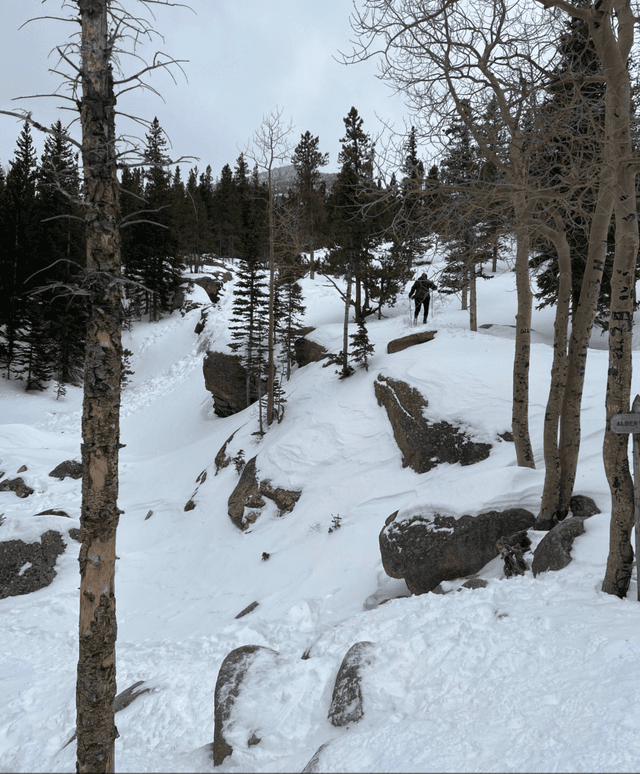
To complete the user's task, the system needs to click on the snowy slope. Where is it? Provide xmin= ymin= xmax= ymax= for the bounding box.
xmin=1 ymin=257 xmax=639 ymax=773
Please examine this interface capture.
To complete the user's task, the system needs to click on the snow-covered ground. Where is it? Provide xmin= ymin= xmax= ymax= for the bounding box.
xmin=1 ymin=255 xmax=640 ymax=773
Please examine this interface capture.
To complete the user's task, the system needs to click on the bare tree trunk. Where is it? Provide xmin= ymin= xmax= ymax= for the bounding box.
xmin=600 ymin=40 xmax=638 ymax=597
xmin=461 ymin=264 xmax=468 ymax=310
xmin=537 ymin=222 xmax=572 ymax=529
xmin=266 ymin=172 xmax=275 ymax=426
xmin=468 ymin=260 xmax=477 ymax=331
xmin=342 ymin=273 xmax=352 ymax=376
xmin=555 ymin=185 xmax=613 ymax=515
xmin=309 ymin=245 xmax=315 ymax=280
xmin=76 ymin=1 xmax=122 ymax=771
xmin=512 ymin=194 xmax=535 ymax=468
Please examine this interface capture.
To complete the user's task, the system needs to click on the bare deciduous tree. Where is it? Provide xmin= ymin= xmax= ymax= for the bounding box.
xmin=246 ymin=107 xmax=294 ymax=427
xmin=536 ymin=0 xmax=640 ymax=597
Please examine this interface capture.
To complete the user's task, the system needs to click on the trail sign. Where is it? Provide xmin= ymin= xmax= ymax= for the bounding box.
xmin=611 ymin=415 xmax=640 ymax=433
xmin=610 ymin=393 xmax=640 ymax=602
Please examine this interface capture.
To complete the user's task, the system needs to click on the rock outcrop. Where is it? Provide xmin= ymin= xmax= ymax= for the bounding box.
xmin=215 ymin=429 xmax=239 ymax=474
xmin=227 ymin=456 xmax=301 ymax=530
xmin=294 ymin=327 xmax=328 ymax=367
xmin=386 ymin=330 xmax=436 ymax=354
xmin=0 ymin=530 xmax=66 ymax=599
xmin=328 ymin=641 xmax=375 ymax=727
xmin=193 ymin=275 xmax=223 ymax=303
xmin=213 ymin=645 xmax=278 ymax=767
xmin=532 ymin=517 xmax=588 ymax=577
xmin=374 ymin=375 xmax=492 ymax=473
xmin=380 ymin=508 xmax=535 ymax=594
xmin=203 ymin=351 xmax=251 ymax=417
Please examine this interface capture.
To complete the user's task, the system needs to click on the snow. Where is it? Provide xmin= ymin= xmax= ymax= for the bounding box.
xmin=1 ymin=256 xmax=639 ymax=772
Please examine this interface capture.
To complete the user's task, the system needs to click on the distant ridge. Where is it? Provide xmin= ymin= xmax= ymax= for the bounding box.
xmin=257 ymin=163 xmax=337 ymax=193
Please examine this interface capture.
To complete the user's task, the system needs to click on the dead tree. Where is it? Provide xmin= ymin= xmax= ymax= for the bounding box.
xmin=2 ymin=2 xmax=187 ymax=769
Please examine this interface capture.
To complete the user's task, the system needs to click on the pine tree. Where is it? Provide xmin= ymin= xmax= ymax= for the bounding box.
xmin=438 ymin=103 xmax=487 ymax=329
xmin=327 ymin=107 xmax=378 ymax=323
xmin=276 ymin=273 xmax=306 ymax=380
xmin=120 ymin=165 xmax=146 ymax=321
xmin=212 ymin=163 xmax=241 ymax=259
xmin=393 ymin=127 xmax=430 ymax=269
xmin=292 ymin=131 xmax=329 ymax=279
xmin=182 ymin=167 xmax=209 ymax=273
xmin=141 ymin=117 xmax=181 ymax=320
xmin=228 ymin=259 xmax=269 ymax=407
xmin=327 ymin=108 xmax=379 ymax=376
xmin=350 ymin=320 xmax=375 ymax=371
xmin=37 ymin=121 xmax=86 ymax=385
xmin=1 ymin=123 xmax=39 ymax=378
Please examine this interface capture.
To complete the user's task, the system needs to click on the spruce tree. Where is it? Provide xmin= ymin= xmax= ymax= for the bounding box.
xmin=292 ymin=131 xmax=329 ymax=279
xmin=37 ymin=121 xmax=86 ymax=385
xmin=327 ymin=107 xmax=378 ymax=323
xmin=212 ymin=163 xmax=241 ymax=259
xmin=228 ymin=259 xmax=269 ymax=407
xmin=438 ymin=102 xmax=488 ymax=329
xmin=350 ymin=319 xmax=375 ymax=371
xmin=120 ymin=165 xmax=146 ymax=321
xmin=141 ymin=117 xmax=180 ymax=320
xmin=276 ymin=271 xmax=306 ymax=380
xmin=1 ymin=123 xmax=39 ymax=378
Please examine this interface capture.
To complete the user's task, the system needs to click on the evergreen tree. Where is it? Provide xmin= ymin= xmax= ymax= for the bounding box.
xmin=228 ymin=259 xmax=269 ymax=407
xmin=326 ymin=108 xmax=380 ymax=376
xmin=120 ymin=165 xmax=146 ymax=321
xmin=437 ymin=102 xmax=489 ymax=328
xmin=140 ymin=116 xmax=181 ymax=320
xmin=36 ymin=121 xmax=86 ymax=385
xmin=212 ymin=163 xmax=241 ymax=259
xmin=182 ymin=167 xmax=209 ymax=272
xmin=327 ymin=107 xmax=378 ymax=323
xmin=1 ymin=123 xmax=39 ymax=378
xmin=292 ymin=131 xmax=329 ymax=279
xmin=276 ymin=270 xmax=306 ymax=380
xmin=349 ymin=319 xmax=375 ymax=371
xmin=392 ymin=127 xmax=430 ymax=269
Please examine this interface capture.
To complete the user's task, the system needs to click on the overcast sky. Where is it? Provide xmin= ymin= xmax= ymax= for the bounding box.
xmin=0 ymin=1 xmax=416 ymax=179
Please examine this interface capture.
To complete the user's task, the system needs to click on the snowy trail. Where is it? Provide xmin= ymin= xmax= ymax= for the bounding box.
xmin=2 ymin=258 xmax=640 ymax=772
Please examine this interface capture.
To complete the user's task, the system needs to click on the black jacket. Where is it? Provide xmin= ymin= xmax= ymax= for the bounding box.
xmin=409 ymin=276 xmax=436 ymax=301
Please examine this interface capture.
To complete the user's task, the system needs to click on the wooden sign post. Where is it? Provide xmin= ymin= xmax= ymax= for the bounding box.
xmin=610 ymin=393 xmax=640 ymax=601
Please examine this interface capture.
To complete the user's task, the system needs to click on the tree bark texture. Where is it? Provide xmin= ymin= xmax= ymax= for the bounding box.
xmin=556 ymin=185 xmax=613 ymax=515
xmin=343 ymin=273 xmax=352 ymax=376
xmin=469 ymin=260 xmax=477 ymax=332
xmin=511 ymin=191 xmax=535 ymax=468
xmin=76 ymin=1 xmax=122 ymax=771
xmin=599 ymin=3 xmax=638 ymax=596
xmin=537 ymin=224 xmax=572 ymax=529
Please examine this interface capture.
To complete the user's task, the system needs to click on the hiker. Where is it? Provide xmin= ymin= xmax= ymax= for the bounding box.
xmin=408 ymin=272 xmax=437 ymax=324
